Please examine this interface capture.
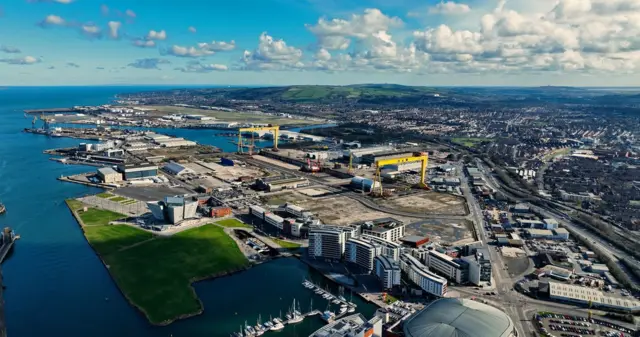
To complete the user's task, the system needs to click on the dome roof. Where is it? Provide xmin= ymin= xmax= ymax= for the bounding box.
xmin=403 ymin=298 xmax=514 ymax=337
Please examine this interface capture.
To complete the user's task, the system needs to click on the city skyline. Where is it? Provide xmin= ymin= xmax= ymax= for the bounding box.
xmin=2 ymin=0 xmax=640 ymax=86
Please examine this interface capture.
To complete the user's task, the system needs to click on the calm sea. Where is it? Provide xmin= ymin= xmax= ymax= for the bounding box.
xmin=0 ymin=86 xmax=373 ymax=337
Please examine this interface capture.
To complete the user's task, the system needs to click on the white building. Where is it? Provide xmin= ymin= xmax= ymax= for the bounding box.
xmin=346 ymin=238 xmax=378 ymax=272
xmin=163 ymin=162 xmax=195 ymax=176
xmin=97 ymin=167 xmax=122 ymax=184
xmin=361 ymin=234 xmax=401 ymax=261
xmin=284 ymin=203 xmax=304 ymax=217
xmin=360 ymin=218 xmax=405 ymax=242
xmin=375 ymin=255 xmax=401 ymax=289
xmin=308 ymin=225 xmax=350 ymax=261
xmin=548 ymin=282 xmax=640 ymax=313
xmin=400 ymin=254 xmax=447 ymax=297
xmin=552 ymin=228 xmax=570 ymax=240
xmin=265 ymin=213 xmax=284 ymax=230
xmin=425 ymin=250 xmax=464 ymax=284
xmin=543 ymin=218 xmax=559 ymax=229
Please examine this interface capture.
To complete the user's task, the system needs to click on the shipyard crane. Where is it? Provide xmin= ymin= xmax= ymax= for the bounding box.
xmin=374 ymin=152 xmax=429 ymax=196
xmin=237 ymin=125 xmax=280 ymax=155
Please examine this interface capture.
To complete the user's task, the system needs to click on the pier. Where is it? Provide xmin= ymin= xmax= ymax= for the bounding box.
xmin=24 ymin=107 xmax=74 ymax=114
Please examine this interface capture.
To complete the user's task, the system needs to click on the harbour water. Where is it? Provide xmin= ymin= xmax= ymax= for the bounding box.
xmin=0 ymin=87 xmax=374 ymax=336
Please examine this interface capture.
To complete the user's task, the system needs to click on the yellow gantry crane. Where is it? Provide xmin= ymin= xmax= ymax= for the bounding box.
xmin=374 ymin=152 xmax=429 ymax=196
xmin=237 ymin=125 xmax=280 ymax=155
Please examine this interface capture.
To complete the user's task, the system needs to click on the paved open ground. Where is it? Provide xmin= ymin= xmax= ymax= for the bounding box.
xmin=264 ymin=191 xmax=419 ymax=225
xmin=405 ymin=219 xmax=473 ymax=244
xmin=375 ymin=191 xmax=468 ymax=216
xmin=115 ymin=185 xmax=192 ymax=202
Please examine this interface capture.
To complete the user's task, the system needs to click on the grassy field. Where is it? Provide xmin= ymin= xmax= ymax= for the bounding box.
xmin=216 ymin=218 xmax=252 ymax=229
xmin=97 ymin=192 xmax=114 ymax=199
xmin=542 ymin=148 xmax=571 ymax=161
xmin=109 ymin=196 xmax=127 ymax=202
xmin=147 ymin=105 xmax=322 ymax=126
xmin=66 ymin=199 xmax=250 ymax=324
xmin=104 ymin=225 xmax=249 ymax=324
xmin=451 ymin=137 xmax=492 ymax=147
xmin=78 ymin=208 xmax=127 ymax=226
xmin=271 ymin=238 xmax=301 ymax=249
xmin=84 ymin=225 xmax=153 ymax=255
xmin=384 ymin=294 xmax=399 ymax=304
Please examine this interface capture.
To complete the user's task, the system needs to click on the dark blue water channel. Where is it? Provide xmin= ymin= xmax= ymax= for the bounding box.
xmin=0 ymin=87 xmax=372 ymax=337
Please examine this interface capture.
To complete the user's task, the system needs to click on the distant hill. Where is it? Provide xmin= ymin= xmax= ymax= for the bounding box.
xmin=209 ymin=84 xmax=450 ymax=103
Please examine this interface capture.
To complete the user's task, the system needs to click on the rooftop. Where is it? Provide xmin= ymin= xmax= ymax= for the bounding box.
xmin=97 ymin=167 xmax=118 ymax=175
xmin=404 ymin=298 xmax=514 ymax=337
xmin=548 ymin=282 xmax=640 ymax=311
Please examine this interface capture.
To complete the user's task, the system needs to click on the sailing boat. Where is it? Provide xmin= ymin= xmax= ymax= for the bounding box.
xmin=271 ymin=310 xmax=285 ymax=331
xmin=254 ymin=314 xmax=265 ymax=336
xmin=321 ymin=300 xmax=335 ymax=322
xmin=287 ymin=298 xmax=304 ymax=324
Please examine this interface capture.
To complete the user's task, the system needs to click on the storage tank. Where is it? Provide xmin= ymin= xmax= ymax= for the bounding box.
xmin=350 ymin=176 xmax=380 ymax=192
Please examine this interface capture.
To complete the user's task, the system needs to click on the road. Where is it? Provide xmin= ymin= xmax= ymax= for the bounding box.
xmin=459 ymin=164 xmax=532 ymax=337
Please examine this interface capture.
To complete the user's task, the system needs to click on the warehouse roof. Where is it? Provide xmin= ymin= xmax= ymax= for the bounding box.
xmin=97 ymin=167 xmax=118 ymax=175
xmin=526 ymin=229 xmax=553 ymax=236
xmin=404 ymin=298 xmax=514 ymax=337
xmin=548 ymin=282 xmax=640 ymax=311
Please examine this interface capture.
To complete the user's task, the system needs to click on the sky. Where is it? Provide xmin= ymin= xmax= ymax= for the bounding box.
xmin=2 ymin=0 xmax=640 ymax=86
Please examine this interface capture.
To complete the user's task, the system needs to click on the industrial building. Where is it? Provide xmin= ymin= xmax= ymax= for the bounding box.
xmin=404 ymin=298 xmax=516 ymax=337
xmin=547 ymin=282 xmax=640 ymax=313
xmin=400 ymin=253 xmax=448 ymax=297
xmin=117 ymin=163 xmax=158 ymax=180
xmin=525 ymin=228 xmax=570 ymax=240
xmin=97 ymin=167 xmax=122 ymax=184
xmin=359 ymin=218 xmax=405 ymax=242
xmin=308 ymin=225 xmax=356 ymax=261
xmin=163 ymin=162 xmax=195 ymax=176
xmin=147 ymin=196 xmax=198 ymax=224
xmin=256 ymin=176 xmax=310 ymax=192
xmin=425 ymin=250 xmax=465 ymax=284
xmin=375 ymin=255 xmax=401 ymax=289
xmin=342 ymin=146 xmax=394 ymax=163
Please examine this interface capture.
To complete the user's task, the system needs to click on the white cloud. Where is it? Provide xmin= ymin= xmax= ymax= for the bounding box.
xmin=188 ymin=26 xmax=197 ymax=33
xmin=81 ymin=24 xmax=101 ymax=38
xmin=177 ymin=61 xmax=228 ymax=73
xmin=43 ymin=15 xmax=65 ymax=26
xmin=242 ymin=32 xmax=304 ymax=70
xmin=428 ymin=1 xmax=471 ymax=15
xmin=165 ymin=45 xmax=214 ymax=57
xmin=0 ymin=46 xmax=21 ymax=54
xmin=306 ymin=8 xmax=403 ymax=50
xmin=197 ymin=40 xmax=236 ymax=52
xmin=107 ymin=21 xmax=121 ymax=39
xmin=298 ymin=1 xmax=640 ymax=76
xmin=0 ymin=56 xmax=40 ymax=65
xmin=147 ymin=30 xmax=167 ymax=41
xmin=134 ymin=40 xmax=156 ymax=48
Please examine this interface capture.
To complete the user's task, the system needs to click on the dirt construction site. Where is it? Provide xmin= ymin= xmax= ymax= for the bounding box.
xmin=263 ymin=190 xmax=419 ymax=225
xmin=375 ymin=192 xmax=468 ymax=216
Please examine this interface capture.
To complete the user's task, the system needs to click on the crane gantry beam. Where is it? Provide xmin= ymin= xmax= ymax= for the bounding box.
xmin=237 ymin=125 xmax=279 ymax=154
xmin=374 ymin=152 xmax=429 ymax=196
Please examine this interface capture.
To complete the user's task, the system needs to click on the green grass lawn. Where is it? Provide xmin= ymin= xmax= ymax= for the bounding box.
xmin=78 ymin=207 xmax=127 ymax=226
xmin=216 ymin=218 xmax=252 ymax=229
xmin=65 ymin=199 xmax=85 ymax=211
xmin=384 ymin=294 xmax=399 ymax=304
xmin=451 ymin=137 xmax=492 ymax=148
xmin=271 ymin=238 xmax=301 ymax=249
xmin=121 ymin=199 xmax=138 ymax=205
xmin=109 ymin=196 xmax=127 ymax=202
xmin=103 ymin=224 xmax=249 ymax=324
xmin=97 ymin=192 xmax=114 ymax=199
xmin=85 ymin=225 xmax=153 ymax=255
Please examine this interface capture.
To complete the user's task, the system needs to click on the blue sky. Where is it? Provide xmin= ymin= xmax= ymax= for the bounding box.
xmin=1 ymin=0 xmax=640 ymax=86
